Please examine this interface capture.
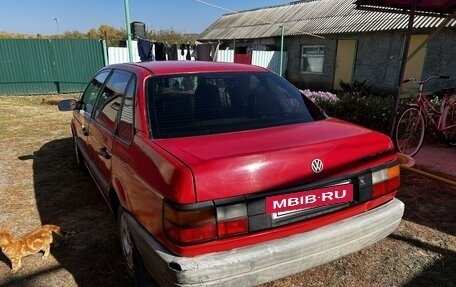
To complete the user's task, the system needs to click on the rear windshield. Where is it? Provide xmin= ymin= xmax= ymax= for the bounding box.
xmin=147 ymin=71 xmax=326 ymax=138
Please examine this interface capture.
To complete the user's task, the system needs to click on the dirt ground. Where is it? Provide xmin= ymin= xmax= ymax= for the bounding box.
xmin=0 ymin=95 xmax=455 ymax=287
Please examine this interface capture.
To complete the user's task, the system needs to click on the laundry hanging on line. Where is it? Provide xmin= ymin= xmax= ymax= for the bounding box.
xmin=179 ymin=44 xmax=193 ymax=61
xmin=168 ymin=44 xmax=178 ymax=61
xmin=136 ymin=39 xmax=222 ymax=62
xmin=136 ymin=39 xmax=194 ymax=62
xmin=137 ymin=38 xmax=155 ymax=62
xmin=192 ymin=42 xmax=221 ymax=62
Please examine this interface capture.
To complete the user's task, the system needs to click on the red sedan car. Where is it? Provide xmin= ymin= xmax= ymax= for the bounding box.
xmin=59 ymin=61 xmax=403 ymax=286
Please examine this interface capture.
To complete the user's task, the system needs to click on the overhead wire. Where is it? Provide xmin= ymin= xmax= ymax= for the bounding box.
xmin=194 ymin=0 xmax=325 ymax=39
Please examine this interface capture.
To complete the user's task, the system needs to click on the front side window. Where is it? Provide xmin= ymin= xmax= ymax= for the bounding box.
xmin=80 ymin=71 xmax=110 ymax=116
xmin=300 ymin=45 xmax=325 ymax=74
xmin=147 ymin=72 xmax=326 ymax=138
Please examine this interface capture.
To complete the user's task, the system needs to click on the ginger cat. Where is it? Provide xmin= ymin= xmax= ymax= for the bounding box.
xmin=0 ymin=224 xmax=67 ymax=273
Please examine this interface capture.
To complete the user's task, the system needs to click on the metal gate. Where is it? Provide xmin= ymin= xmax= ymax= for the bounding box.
xmin=0 ymin=39 xmax=106 ymax=95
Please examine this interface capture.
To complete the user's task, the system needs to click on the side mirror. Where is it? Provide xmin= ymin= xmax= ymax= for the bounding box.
xmin=58 ymin=99 xmax=78 ymax=111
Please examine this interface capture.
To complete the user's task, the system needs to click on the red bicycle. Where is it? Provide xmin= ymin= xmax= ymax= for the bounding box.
xmin=394 ymin=75 xmax=456 ymax=157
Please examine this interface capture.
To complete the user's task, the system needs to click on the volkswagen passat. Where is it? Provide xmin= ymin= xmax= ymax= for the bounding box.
xmin=59 ymin=61 xmax=403 ymax=286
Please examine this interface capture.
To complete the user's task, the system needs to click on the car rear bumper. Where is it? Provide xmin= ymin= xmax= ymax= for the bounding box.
xmin=127 ymin=198 xmax=404 ymax=287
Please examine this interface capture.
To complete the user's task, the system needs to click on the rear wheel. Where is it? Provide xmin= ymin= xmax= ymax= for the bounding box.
xmin=442 ymin=104 xmax=456 ymax=146
xmin=119 ymin=208 xmax=134 ymax=276
xmin=118 ymin=207 xmax=157 ymax=287
xmin=394 ymin=107 xmax=425 ymax=157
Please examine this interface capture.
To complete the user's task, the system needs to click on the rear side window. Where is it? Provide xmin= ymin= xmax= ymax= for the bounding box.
xmin=94 ymin=71 xmax=132 ymax=133
xmin=117 ymin=76 xmax=136 ymax=143
xmin=147 ymin=72 xmax=326 ymax=138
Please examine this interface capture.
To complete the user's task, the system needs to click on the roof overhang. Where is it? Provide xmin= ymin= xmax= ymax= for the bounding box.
xmin=355 ymin=0 xmax=456 ymax=137
xmin=355 ymin=0 xmax=456 ymax=17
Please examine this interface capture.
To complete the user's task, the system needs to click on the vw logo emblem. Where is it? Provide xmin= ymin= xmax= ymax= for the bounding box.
xmin=311 ymin=159 xmax=324 ymax=173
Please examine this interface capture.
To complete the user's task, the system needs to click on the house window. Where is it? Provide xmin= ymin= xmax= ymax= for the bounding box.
xmin=300 ymin=45 xmax=325 ymax=74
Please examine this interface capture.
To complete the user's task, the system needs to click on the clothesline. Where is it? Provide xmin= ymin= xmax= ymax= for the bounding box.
xmin=137 ymin=38 xmax=221 ymax=62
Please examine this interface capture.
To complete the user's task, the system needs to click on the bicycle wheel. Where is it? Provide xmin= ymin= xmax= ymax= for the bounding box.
xmin=394 ymin=107 xmax=425 ymax=157
xmin=442 ymin=104 xmax=456 ymax=146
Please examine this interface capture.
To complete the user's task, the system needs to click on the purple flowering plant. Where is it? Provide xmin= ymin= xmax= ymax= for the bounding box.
xmin=300 ymin=89 xmax=339 ymax=104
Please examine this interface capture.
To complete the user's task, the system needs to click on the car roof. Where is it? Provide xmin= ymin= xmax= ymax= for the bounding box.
xmin=107 ymin=61 xmax=270 ymax=76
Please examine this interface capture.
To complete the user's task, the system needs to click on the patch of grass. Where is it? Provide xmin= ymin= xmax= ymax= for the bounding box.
xmin=0 ymin=95 xmax=133 ymax=286
xmin=0 ymin=95 xmax=75 ymax=147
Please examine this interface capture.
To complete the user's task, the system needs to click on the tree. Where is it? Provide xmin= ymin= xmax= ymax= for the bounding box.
xmin=0 ymin=25 xmax=198 ymax=47
xmin=87 ymin=24 xmax=125 ymax=47
xmin=145 ymin=27 xmax=197 ymax=44
xmin=62 ymin=31 xmax=87 ymax=39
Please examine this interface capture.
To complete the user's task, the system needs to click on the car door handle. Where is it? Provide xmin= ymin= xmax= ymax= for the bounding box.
xmin=99 ymin=147 xmax=111 ymax=160
xmin=82 ymin=127 xmax=89 ymax=136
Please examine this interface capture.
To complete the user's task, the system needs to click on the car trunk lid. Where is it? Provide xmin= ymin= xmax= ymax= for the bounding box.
xmin=156 ymin=118 xmax=395 ymax=202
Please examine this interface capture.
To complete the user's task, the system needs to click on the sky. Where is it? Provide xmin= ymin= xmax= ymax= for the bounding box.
xmin=0 ymin=0 xmax=289 ymax=35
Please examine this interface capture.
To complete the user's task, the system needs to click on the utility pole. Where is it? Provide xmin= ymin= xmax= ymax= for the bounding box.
xmin=280 ymin=25 xmax=285 ymax=77
xmin=52 ymin=18 xmax=60 ymax=38
xmin=124 ymin=0 xmax=133 ymax=62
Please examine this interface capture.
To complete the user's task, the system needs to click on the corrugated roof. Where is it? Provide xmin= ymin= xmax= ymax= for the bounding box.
xmin=356 ymin=0 xmax=456 ymax=15
xmin=198 ymin=0 xmax=456 ymax=40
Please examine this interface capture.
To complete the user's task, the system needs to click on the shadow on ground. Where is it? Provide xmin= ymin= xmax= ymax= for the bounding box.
xmin=4 ymin=137 xmax=132 ymax=287
xmin=399 ymin=169 xmax=455 ymax=236
xmin=396 ymin=169 xmax=456 ymax=286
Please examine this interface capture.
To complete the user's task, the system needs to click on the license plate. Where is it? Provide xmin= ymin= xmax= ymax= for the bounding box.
xmin=265 ymin=183 xmax=354 ymax=215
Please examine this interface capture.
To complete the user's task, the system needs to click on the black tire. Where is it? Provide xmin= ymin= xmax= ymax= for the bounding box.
xmin=442 ymin=104 xmax=456 ymax=146
xmin=394 ymin=107 xmax=425 ymax=157
xmin=118 ymin=207 xmax=157 ymax=287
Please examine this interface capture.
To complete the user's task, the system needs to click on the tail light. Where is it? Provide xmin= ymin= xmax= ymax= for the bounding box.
xmin=216 ymin=203 xmax=248 ymax=238
xmin=163 ymin=202 xmax=217 ymax=244
xmin=372 ymin=165 xmax=400 ymax=198
xmin=163 ymin=201 xmax=248 ymax=245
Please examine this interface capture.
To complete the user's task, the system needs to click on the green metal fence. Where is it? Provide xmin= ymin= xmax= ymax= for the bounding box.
xmin=0 ymin=39 xmax=106 ymax=95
